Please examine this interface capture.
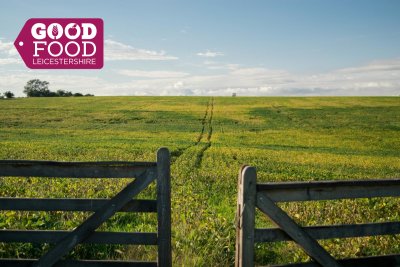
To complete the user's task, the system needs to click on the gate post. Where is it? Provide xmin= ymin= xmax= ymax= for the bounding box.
xmin=235 ymin=166 xmax=256 ymax=267
xmin=157 ymin=148 xmax=172 ymax=267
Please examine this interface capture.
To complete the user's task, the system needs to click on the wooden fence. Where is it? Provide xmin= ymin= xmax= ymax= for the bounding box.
xmin=0 ymin=148 xmax=171 ymax=267
xmin=235 ymin=166 xmax=400 ymax=267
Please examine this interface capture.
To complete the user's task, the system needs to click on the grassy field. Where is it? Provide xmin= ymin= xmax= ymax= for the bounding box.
xmin=0 ymin=96 xmax=399 ymax=266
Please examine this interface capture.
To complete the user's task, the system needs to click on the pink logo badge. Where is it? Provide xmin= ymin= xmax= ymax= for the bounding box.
xmin=14 ymin=18 xmax=103 ymax=69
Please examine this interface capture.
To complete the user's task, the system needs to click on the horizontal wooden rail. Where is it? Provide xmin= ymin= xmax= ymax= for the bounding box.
xmin=0 ymin=230 xmax=157 ymax=245
xmin=269 ymin=254 xmax=400 ymax=267
xmin=0 ymin=160 xmax=156 ymax=178
xmin=0 ymin=259 xmax=157 ymax=267
xmin=257 ymin=178 xmax=400 ymax=202
xmin=255 ymin=221 xmax=400 ymax=242
xmin=0 ymin=198 xmax=157 ymax=212
xmin=0 ymin=160 xmax=157 ymax=166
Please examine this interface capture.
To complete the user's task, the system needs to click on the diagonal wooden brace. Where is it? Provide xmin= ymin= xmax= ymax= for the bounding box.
xmin=34 ymin=169 xmax=156 ymax=267
xmin=257 ymin=192 xmax=341 ymax=267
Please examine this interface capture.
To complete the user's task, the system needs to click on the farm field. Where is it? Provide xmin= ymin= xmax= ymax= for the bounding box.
xmin=0 ymin=96 xmax=400 ymax=266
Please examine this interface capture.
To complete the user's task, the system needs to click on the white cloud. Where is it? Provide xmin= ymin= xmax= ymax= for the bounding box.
xmin=1 ymin=57 xmax=399 ymax=96
xmin=0 ymin=40 xmax=21 ymax=65
xmin=0 ymin=58 xmax=21 ymax=65
xmin=117 ymin=69 xmax=188 ymax=78
xmin=197 ymin=50 xmax=224 ymax=58
xmin=230 ymin=67 xmax=288 ymax=79
xmin=337 ymin=59 xmax=400 ymax=73
xmin=0 ymin=40 xmax=15 ymax=55
xmin=172 ymin=81 xmax=184 ymax=89
xmin=203 ymin=61 xmax=239 ymax=70
xmin=0 ymin=39 xmax=179 ymax=65
xmin=105 ymin=40 xmax=177 ymax=61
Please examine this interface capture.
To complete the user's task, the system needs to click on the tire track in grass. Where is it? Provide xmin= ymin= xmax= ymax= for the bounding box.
xmin=194 ymin=97 xmax=214 ymax=168
xmin=170 ymin=97 xmax=217 ymax=264
xmin=207 ymin=97 xmax=214 ymax=142
xmin=171 ymin=97 xmax=214 ymax=168
xmin=195 ymin=101 xmax=210 ymax=144
xmin=170 ymin=98 xmax=211 ymax=164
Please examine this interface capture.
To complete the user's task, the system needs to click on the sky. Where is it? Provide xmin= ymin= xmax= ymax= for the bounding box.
xmin=0 ymin=0 xmax=399 ymax=96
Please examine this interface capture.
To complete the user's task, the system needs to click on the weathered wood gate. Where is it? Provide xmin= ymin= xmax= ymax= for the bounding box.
xmin=0 ymin=148 xmax=171 ymax=267
xmin=236 ymin=166 xmax=400 ymax=267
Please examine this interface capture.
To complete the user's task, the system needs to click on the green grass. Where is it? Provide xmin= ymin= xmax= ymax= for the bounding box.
xmin=0 ymin=96 xmax=399 ymax=266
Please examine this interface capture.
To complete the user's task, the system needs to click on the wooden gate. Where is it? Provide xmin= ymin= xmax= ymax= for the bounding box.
xmin=0 ymin=148 xmax=171 ymax=267
xmin=235 ymin=166 xmax=400 ymax=267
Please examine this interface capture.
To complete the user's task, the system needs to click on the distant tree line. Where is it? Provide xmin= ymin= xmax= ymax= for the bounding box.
xmin=23 ymin=79 xmax=94 ymax=97
xmin=0 ymin=91 xmax=15 ymax=99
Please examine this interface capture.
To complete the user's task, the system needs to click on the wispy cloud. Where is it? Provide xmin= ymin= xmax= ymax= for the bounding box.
xmin=203 ymin=61 xmax=239 ymax=70
xmin=117 ymin=69 xmax=189 ymax=78
xmin=1 ymin=58 xmax=399 ymax=96
xmin=0 ymin=58 xmax=21 ymax=65
xmin=0 ymin=40 xmax=21 ymax=65
xmin=1 ymin=39 xmax=179 ymax=64
xmin=337 ymin=58 xmax=400 ymax=73
xmin=197 ymin=50 xmax=224 ymax=58
xmin=105 ymin=40 xmax=178 ymax=61
xmin=0 ymin=40 xmax=16 ymax=55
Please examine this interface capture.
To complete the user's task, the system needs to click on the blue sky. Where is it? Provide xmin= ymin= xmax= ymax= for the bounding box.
xmin=1 ymin=0 xmax=399 ymax=96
